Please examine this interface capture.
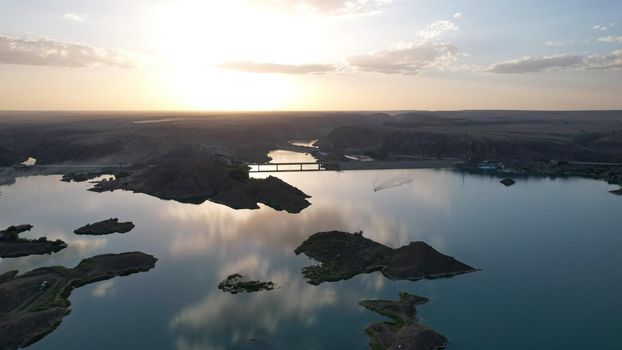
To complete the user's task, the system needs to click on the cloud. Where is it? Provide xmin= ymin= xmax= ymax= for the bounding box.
xmin=0 ymin=34 xmax=136 ymax=68
xmin=488 ymin=50 xmax=622 ymax=73
xmin=487 ymin=54 xmax=583 ymax=73
xmin=593 ymin=23 xmax=615 ymax=31
xmin=418 ymin=20 xmax=460 ymax=39
xmin=257 ymin=0 xmax=395 ymax=15
xmin=598 ymin=36 xmax=622 ymax=43
xmin=545 ymin=41 xmax=564 ymax=46
xmin=585 ymin=50 xmax=622 ymax=70
xmin=453 ymin=12 xmax=462 ymax=19
xmin=216 ymin=61 xmax=336 ymax=74
xmin=64 ymin=13 xmax=87 ymax=22
xmin=345 ymin=18 xmax=462 ymax=75
xmin=347 ymin=41 xmax=460 ymax=74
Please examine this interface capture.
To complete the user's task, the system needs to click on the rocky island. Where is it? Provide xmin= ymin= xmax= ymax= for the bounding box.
xmin=74 ymin=218 xmax=135 ymax=235
xmin=360 ymin=292 xmax=448 ymax=350
xmin=88 ymin=154 xmax=311 ymax=213
xmin=0 ymin=252 xmax=157 ymax=350
xmin=218 ymin=273 xmax=275 ymax=294
xmin=0 ymin=225 xmax=67 ymax=258
xmin=294 ymin=231 xmax=476 ymax=285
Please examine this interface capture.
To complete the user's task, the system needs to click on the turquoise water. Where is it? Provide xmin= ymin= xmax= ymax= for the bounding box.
xmin=1 ymin=165 xmax=621 ymax=349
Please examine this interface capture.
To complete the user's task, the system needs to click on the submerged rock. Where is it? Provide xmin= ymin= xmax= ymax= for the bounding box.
xmin=295 ymin=231 xmax=476 ymax=285
xmin=0 ymin=225 xmax=67 ymax=258
xmin=218 ymin=273 xmax=275 ymax=294
xmin=74 ymin=218 xmax=135 ymax=235
xmin=360 ymin=293 xmax=448 ymax=350
xmin=500 ymin=178 xmax=516 ymax=186
xmin=0 ymin=252 xmax=157 ymax=350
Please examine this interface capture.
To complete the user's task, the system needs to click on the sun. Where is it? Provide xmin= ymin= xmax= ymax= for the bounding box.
xmin=146 ymin=0 xmax=324 ymax=110
xmin=161 ymin=64 xmax=301 ymax=111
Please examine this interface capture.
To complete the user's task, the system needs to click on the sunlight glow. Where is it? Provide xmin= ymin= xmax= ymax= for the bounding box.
xmin=148 ymin=0 xmax=327 ymax=109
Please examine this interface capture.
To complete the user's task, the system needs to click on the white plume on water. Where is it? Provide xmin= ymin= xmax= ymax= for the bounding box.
xmin=372 ymin=175 xmax=413 ymax=192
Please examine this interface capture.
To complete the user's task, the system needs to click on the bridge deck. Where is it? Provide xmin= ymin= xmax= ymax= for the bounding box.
xmin=248 ymin=162 xmax=324 ymax=173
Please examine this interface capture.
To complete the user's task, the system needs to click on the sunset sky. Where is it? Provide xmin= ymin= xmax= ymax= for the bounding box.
xmin=1 ymin=0 xmax=621 ymax=111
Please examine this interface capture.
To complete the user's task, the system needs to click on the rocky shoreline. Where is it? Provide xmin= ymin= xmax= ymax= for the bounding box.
xmin=457 ymin=160 xmax=622 ymax=191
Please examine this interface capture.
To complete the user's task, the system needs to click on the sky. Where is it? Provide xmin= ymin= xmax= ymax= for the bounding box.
xmin=0 ymin=0 xmax=621 ymax=111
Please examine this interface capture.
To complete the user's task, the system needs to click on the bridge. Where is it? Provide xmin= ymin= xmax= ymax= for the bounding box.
xmin=247 ymin=159 xmax=460 ymax=173
xmin=248 ymin=162 xmax=327 ymax=173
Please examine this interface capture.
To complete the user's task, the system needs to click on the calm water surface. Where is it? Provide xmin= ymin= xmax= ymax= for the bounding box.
xmin=1 ymin=153 xmax=621 ymax=349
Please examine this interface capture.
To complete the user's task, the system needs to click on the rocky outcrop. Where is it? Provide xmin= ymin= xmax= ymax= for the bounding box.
xmin=210 ymin=176 xmax=311 ymax=213
xmin=0 ymin=252 xmax=157 ymax=350
xmin=294 ymin=231 xmax=476 ymax=285
xmin=218 ymin=274 xmax=275 ymax=294
xmin=74 ymin=218 xmax=135 ymax=235
xmin=0 ymin=225 xmax=67 ymax=258
xmin=360 ymin=293 xmax=448 ymax=350
xmin=61 ymin=172 xmax=105 ymax=183
xmin=500 ymin=178 xmax=516 ymax=186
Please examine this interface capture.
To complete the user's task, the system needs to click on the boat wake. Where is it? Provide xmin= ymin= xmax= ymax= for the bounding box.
xmin=373 ymin=176 xmax=413 ymax=192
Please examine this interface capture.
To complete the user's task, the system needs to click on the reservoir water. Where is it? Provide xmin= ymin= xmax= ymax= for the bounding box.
xmin=1 ymin=151 xmax=621 ymax=349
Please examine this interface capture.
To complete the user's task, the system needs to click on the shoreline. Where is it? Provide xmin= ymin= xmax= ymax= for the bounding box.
xmin=329 ymin=159 xmax=460 ymax=171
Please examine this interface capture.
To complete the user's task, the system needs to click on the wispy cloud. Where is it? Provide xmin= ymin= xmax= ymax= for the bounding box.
xmin=64 ymin=13 xmax=87 ymax=22
xmin=347 ymin=41 xmax=459 ymax=74
xmin=488 ymin=54 xmax=583 ymax=73
xmin=216 ymin=17 xmax=463 ymax=76
xmin=593 ymin=23 xmax=615 ymax=31
xmin=216 ymin=61 xmax=337 ymax=74
xmin=598 ymin=36 xmax=622 ymax=43
xmin=453 ymin=12 xmax=462 ymax=19
xmin=418 ymin=20 xmax=460 ymax=39
xmin=488 ymin=50 xmax=622 ymax=73
xmin=585 ymin=50 xmax=622 ymax=70
xmin=0 ymin=34 xmax=136 ymax=68
xmin=256 ymin=0 xmax=396 ymax=15
xmin=545 ymin=41 xmax=564 ymax=46
xmin=347 ymin=18 xmax=461 ymax=74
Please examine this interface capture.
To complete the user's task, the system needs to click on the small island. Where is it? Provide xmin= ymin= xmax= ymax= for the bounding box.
xmin=74 ymin=218 xmax=135 ymax=235
xmin=360 ymin=292 xmax=448 ymax=350
xmin=295 ymin=231 xmax=476 ymax=285
xmin=218 ymin=273 xmax=275 ymax=294
xmin=0 ymin=252 xmax=157 ymax=350
xmin=0 ymin=225 xmax=67 ymax=258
